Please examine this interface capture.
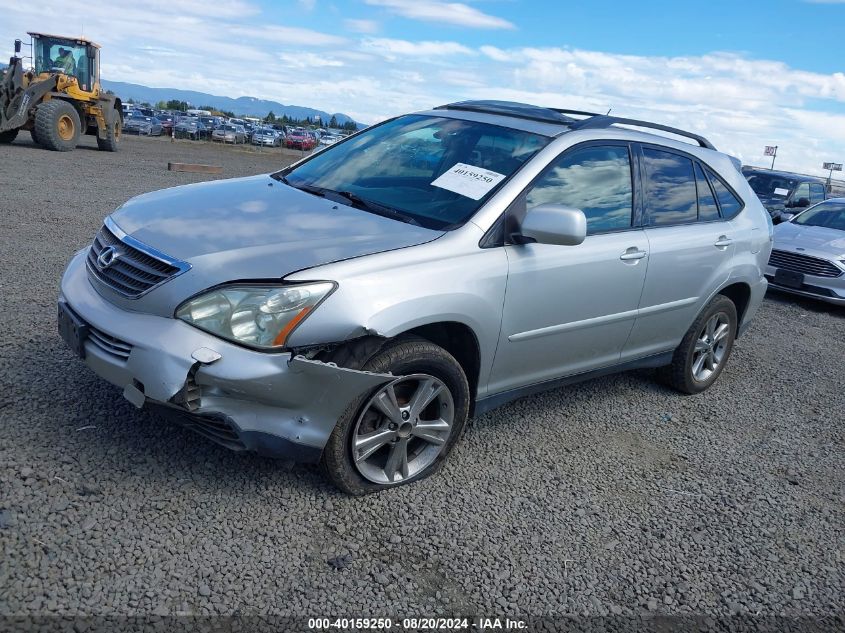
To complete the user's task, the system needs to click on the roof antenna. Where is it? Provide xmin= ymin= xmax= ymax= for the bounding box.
xmin=606 ymin=108 xmax=612 ymax=115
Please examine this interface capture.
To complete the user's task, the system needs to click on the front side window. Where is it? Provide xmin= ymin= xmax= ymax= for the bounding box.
xmin=642 ymin=148 xmax=697 ymax=225
xmin=792 ymin=183 xmax=811 ymax=204
xmin=809 ymin=183 xmax=826 ymax=204
xmin=33 ymin=37 xmax=87 ymax=78
xmin=278 ymin=115 xmax=549 ymax=230
xmin=524 ymin=145 xmax=633 ymax=234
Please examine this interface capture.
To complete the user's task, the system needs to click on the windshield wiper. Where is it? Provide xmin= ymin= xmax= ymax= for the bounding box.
xmin=333 ymin=191 xmax=421 ymax=227
xmin=273 ymin=176 xmax=422 ymax=227
xmin=274 ymin=175 xmax=327 ymax=197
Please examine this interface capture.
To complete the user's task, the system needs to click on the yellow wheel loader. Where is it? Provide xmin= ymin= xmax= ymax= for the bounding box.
xmin=0 ymin=32 xmax=122 ymax=151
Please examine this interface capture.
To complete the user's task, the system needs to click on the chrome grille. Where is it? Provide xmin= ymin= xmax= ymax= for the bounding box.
xmin=86 ymin=220 xmax=187 ymax=297
xmin=87 ymin=326 xmax=133 ymax=361
xmin=768 ymin=250 xmax=843 ymax=278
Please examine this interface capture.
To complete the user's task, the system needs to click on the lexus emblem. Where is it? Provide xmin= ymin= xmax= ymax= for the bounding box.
xmin=96 ymin=245 xmax=120 ymax=270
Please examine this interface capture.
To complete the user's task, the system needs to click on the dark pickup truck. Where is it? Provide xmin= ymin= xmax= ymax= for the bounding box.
xmin=742 ymin=167 xmax=828 ymax=220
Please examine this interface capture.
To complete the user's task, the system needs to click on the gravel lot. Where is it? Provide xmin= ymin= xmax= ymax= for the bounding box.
xmin=1 ymin=134 xmax=844 ymax=624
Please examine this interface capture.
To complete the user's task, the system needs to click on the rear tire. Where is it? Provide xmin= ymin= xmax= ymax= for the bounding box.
xmin=0 ymin=129 xmax=18 ymax=144
xmin=35 ymin=100 xmax=81 ymax=151
xmin=658 ymin=295 xmax=737 ymax=394
xmin=30 ymin=128 xmax=41 ymax=145
xmin=97 ymin=111 xmax=121 ymax=151
xmin=322 ymin=337 xmax=470 ymax=495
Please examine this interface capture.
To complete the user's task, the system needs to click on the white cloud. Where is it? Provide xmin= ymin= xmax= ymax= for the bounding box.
xmin=361 ymin=37 xmax=475 ymax=57
xmin=365 ymin=0 xmax=514 ymax=29
xmin=277 ymin=52 xmax=345 ymax=68
xmin=345 ymin=18 xmax=379 ymax=34
xmin=231 ymin=24 xmax=347 ymax=47
xmin=298 ymin=0 xmax=316 ymax=10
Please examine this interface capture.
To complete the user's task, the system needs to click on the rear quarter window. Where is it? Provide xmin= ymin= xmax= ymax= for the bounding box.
xmin=705 ymin=168 xmax=744 ymax=219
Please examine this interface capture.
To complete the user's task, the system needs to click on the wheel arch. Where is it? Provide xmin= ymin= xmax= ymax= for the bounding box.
xmin=717 ymin=281 xmax=751 ymax=332
xmin=312 ymin=319 xmax=483 ymax=416
xmin=400 ymin=321 xmax=482 ymax=415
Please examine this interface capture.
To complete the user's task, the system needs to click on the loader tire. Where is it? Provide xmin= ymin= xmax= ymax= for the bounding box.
xmin=30 ymin=128 xmax=41 ymax=145
xmin=97 ymin=111 xmax=121 ymax=151
xmin=35 ymin=100 xmax=81 ymax=151
xmin=0 ymin=129 xmax=18 ymax=144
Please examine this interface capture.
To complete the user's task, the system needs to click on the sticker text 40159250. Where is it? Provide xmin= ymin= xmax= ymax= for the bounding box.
xmin=431 ymin=163 xmax=506 ymax=200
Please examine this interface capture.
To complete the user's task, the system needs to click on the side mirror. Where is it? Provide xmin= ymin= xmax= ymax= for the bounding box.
xmin=773 ymin=212 xmax=794 ymax=225
xmin=788 ymin=197 xmax=810 ymax=208
xmin=518 ymin=204 xmax=587 ymax=246
xmin=14 ymin=39 xmax=21 ymax=54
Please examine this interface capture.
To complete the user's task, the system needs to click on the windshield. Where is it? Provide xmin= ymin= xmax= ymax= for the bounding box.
xmin=33 ymin=37 xmax=88 ymax=78
xmin=792 ymin=201 xmax=845 ymax=231
xmin=746 ymin=172 xmax=798 ymax=197
xmin=276 ymin=114 xmax=549 ymax=230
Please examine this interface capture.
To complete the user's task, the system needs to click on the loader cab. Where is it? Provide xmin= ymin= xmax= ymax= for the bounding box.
xmin=29 ymin=33 xmax=100 ymax=93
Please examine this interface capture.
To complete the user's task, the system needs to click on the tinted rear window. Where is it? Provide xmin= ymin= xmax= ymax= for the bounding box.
xmin=695 ymin=163 xmax=720 ymax=221
xmin=643 ymin=148 xmax=697 ymax=225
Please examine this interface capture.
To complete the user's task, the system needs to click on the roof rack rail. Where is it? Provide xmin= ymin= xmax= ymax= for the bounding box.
xmin=434 ymin=101 xmax=577 ymax=126
xmin=549 ymin=108 xmax=603 ymax=118
xmin=568 ymin=115 xmax=716 ymax=150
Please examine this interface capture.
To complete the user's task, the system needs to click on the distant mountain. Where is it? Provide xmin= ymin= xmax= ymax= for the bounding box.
xmin=101 ymin=79 xmax=359 ymax=127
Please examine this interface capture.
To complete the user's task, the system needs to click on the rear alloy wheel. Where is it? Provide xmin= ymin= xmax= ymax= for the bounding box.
xmin=658 ymin=294 xmax=737 ymax=394
xmin=322 ymin=337 xmax=470 ymax=495
xmin=35 ymin=100 xmax=81 ymax=151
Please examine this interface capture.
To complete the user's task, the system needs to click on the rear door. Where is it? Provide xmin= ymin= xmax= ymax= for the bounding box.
xmin=622 ymin=145 xmax=736 ymax=359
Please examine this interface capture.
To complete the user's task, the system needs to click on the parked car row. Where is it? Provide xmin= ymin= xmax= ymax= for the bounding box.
xmin=119 ymin=105 xmax=349 ymax=150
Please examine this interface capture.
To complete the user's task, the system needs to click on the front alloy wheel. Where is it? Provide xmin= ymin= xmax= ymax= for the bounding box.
xmin=352 ymin=375 xmax=454 ymax=484
xmin=321 ymin=336 xmax=470 ymax=495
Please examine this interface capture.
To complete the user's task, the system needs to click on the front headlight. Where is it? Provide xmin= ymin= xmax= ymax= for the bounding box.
xmin=176 ymin=282 xmax=335 ymax=349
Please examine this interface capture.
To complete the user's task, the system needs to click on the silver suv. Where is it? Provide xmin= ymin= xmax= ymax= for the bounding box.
xmin=58 ymin=100 xmax=772 ymax=494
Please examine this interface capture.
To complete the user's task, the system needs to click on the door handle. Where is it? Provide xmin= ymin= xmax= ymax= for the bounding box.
xmin=714 ymin=235 xmax=733 ymax=249
xmin=620 ymin=248 xmax=648 ymax=261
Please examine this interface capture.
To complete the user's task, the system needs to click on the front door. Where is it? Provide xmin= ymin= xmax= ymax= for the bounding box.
xmin=488 ymin=143 xmax=649 ymax=395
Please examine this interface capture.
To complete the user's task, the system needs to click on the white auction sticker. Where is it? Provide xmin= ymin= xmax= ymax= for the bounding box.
xmin=431 ymin=163 xmax=506 ymax=200
xmin=773 ymin=187 xmax=790 ymax=196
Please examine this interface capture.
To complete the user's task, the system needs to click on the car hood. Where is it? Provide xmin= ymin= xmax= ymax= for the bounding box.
xmin=107 ymin=175 xmax=443 ymax=311
xmin=774 ymin=222 xmax=845 ymax=257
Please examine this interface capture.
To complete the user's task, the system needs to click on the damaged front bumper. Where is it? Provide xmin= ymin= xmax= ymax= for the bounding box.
xmin=59 ymin=251 xmax=394 ymax=462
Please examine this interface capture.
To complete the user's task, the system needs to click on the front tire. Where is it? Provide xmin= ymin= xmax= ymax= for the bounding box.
xmin=322 ymin=337 xmax=470 ymax=495
xmin=658 ymin=294 xmax=737 ymax=394
xmin=0 ymin=129 xmax=18 ymax=144
xmin=35 ymin=100 xmax=81 ymax=151
xmin=96 ymin=111 xmax=121 ymax=151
